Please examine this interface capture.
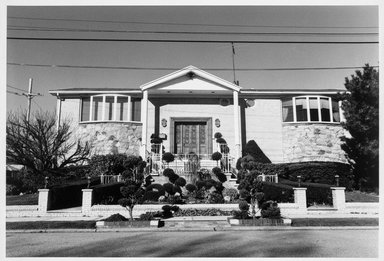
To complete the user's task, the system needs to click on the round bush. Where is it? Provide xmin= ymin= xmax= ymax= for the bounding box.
xmin=216 ymin=138 xmax=227 ymax=144
xmin=212 ymin=152 xmax=222 ymax=161
xmin=185 ymin=183 xmax=197 ymax=193
xmin=168 ymin=173 xmax=180 ymax=184
xmin=239 ymin=189 xmax=250 ymax=200
xmin=208 ymin=191 xmax=224 ymax=204
xmin=214 ymin=132 xmax=223 ymax=139
xmin=163 ymin=183 xmax=174 ymax=194
xmin=212 ymin=167 xmax=221 ymax=175
xmin=221 ymin=145 xmax=230 ymax=154
xmin=196 ymin=180 xmax=205 ymax=190
xmin=145 ymin=183 xmax=166 ymax=195
xmin=143 ymin=191 xmax=161 ymax=202
xmin=175 ymin=177 xmax=187 ymax=187
xmin=162 ymin=152 xmax=175 ymax=163
xmin=216 ymin=172 xmax=227 ymax=183
xmin=163 ymin=168 xmax=175 ymax=177
xmin=204 ymin=179 xmax=217 ymax=189
xmin=223 ymin=188 xmax=239 ymax=201
xmin=238 ymin=200 xmax=250 ymax=211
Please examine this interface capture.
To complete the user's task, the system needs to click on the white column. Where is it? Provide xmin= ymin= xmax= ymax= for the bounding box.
xmin=233 ymin=91 xmax=241 ymax=159
xmin=101 ymin=95 xmax=106 ymax=121
xmin=38 ymin=189 xmax=50 ymax=214
xmin=140 ymin=90 xmax=148 ymax=158
xmin=127 ymin=95 xmax=132 ymax=121
xmin=89 ymin=96 xmax=94 ymax=121
xmin=113 ymin=95 xmax=117 ymax=121
xmin=56 ymin=97 xmax=62 ymax=131
xmin=331 ymin=187 xmax=346 ymax=211
xmin=293 ymin=187 xmax=307 ymax=214
xmin=82 ymin=189 xmax=93 ymax=216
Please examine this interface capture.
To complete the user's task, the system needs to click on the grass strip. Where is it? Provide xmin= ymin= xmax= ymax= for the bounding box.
xmin=6 ymin=194 xmax=39 ymax=206
xmin=291 ymin=218 xmax=378 ymax=227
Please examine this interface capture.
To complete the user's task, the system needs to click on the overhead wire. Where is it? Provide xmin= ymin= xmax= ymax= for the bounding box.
xmin=7 ymin=16 xmax=379 ymax=29
xmin=7 ymin=62 xmax=379 ymax=71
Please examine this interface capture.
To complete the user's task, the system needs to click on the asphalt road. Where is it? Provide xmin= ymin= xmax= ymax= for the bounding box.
xmin=6 ymin=229 xmax=378 ymax=257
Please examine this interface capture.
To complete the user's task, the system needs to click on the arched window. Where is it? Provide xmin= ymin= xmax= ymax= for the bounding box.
xmin=282 ymin=96 xmax=341 ymax=123
xmin=80 ymin=94 xmax=141 ymax=122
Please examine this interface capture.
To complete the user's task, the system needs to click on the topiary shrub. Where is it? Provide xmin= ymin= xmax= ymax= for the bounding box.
xmin=204 ymin=179 xmax=217 ymax=190
xmin=162 ymin=205 xmax=180 ymax=218
xmin=185 ymin=183 xmax=197 ymax=193
xmin=239 ymin=200 xmax=250 ymax=211
xmin=163 ymin=183 xmax=174 ymax=195
xmin=260 ymin=201 xmax=281 ymax=219
xmin=216 ymin=138 xmax=226 ymax=144
xmin=214 ymin=132 xmax=223 ymax=139
xmin=239 ymin=188 xmax=250 ymax=200
xmin=163 ymin=168 xmax=175 ymax=177
xmin=168 ymin=172 xmax=180 ymax=184
xmin=162 ymin=152 xmax=175 ymax=163
xmin=212 ymin=167 xmax=221 ymax=175
xmin=143 ymin=183 xmax=166 ymax=202
xmin=175 ymin=177 xmax=187 ymax=187
xmin=243 ymin=140 xmax=271 ymax=163
xmin=211 ymin=152 xmax=222 ymax=166
xmin=208 ymin=191 xmax=224 ymax=203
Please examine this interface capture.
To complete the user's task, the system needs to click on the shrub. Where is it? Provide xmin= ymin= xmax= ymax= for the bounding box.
xmin=162 ymin=205 xmax=180 ymax=218
xmin=49 ymin=177 xmax=100 ymax=210
xmin=212 ymin=167 xmax=221 ymax=175
xmin=214 ymin=132 xmax=222 ymax=139
xmin=243 ymin=140 xmax=271 ymax=163
xmin=216 ymin=138 xmax=226 ymax=144
xmin=261 ymin=182 xmax=294 ymax=203
xmin=146 ymin=183 xmax=166 ymax=194
xmin=239 ymin=188 xmax=250 ymax=200
xmin=208 ymin=191 xmax=224 ymax=203
xmin=102 ymin=213 xmax=128 ymax=222
xmin=238 ymin=200 xmax=250 ymax=212
xmin=175 ymin=177 xmax=187 ymax=187
xmin=139 ymin=212 xmax=156 ymax=221
xmin=173 ymin=208 xmax=233 ymax=217
xmin=162 ymin=152 xmax=175 ymax=163
xmin=163 ymin=183 xmax=174 ymax=195
xmin=223 ymin=188 xmax=239 ymax=201
xmin=221 ymin=145 xmax=230 ymax=154
xmin=212 ymin=152 xmax=222 ymax=161
xmin=168 ymin=173 xmax=180 ymax=184
xmin=216 ymin=172 xmax=227 ymax=183
xmin=260 ymin=201 xmax=281 ymax=219
xmin=185 ymin=183 xmax=197 ymax=193
xmin=92 ymin=182 xmax=125 ymax=205
xmin=232 ymin=210 xmax=250 ymax=219
xmin=204 ymin=179 xmax=217 ymax=189
xmin=143 ymin=191 xmax=162 ymax=202
xmin=162 ymin=168 xmax=175 ymax=177
xmin=197 ymin=169 xmax=211 ymax=181
xmin=196 ymin=180 xmax=206 ymax=190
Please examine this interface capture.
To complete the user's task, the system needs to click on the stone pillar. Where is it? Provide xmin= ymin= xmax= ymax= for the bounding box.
xmin=233 ymin=90 xmax=241 ymax=159
xmin=293 ymin=187 xmax=307 ymax=213
xmin=82 ymin=189 xmax=93 ymax=216
xmin=331 ymin=187 xmax=346 ymax=211
xmin=38 ymin=189 xmax=50 ymax=214
xmin=140 ymin=90 xmax=149 ymax=158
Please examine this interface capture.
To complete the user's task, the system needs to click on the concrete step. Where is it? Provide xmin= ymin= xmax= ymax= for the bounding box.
xmin=162 ymin=216 xmax=231 ymax=228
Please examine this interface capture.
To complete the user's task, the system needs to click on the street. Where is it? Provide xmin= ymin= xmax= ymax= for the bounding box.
xmin=6 ymin=229 xmax=378 ymax=257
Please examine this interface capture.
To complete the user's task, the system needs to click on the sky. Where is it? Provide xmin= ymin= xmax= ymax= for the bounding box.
xmin=6 ymin=5 xmax=379 ymax=114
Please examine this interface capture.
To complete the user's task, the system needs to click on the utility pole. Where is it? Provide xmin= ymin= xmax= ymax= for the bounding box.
xmin=22 ymin=78 xmax=42 ymax=122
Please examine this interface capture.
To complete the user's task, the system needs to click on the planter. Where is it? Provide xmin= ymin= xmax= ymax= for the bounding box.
xmin=96 ymin=220 xmax=159 ymax=228
xmin=229 ymin=218 xmax=291 ymax=226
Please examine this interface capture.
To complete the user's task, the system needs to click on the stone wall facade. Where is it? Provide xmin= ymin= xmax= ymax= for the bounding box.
xmin=76 ymin=122 xmax=142 ymax=156
xmin=282 ymin=123 xmax=347 ymax=163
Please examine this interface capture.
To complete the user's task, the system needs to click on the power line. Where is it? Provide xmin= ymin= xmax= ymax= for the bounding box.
xmin=7 ymin=90 xmax=22 ymax=96
xmin=7 ymin=37 xmax=379 ymax=44
xmin=8 ymin=16 xmax=378 ymax=29
xmin=7 ymin=84 xmax=27 ymax=92
xmin=7 ymin=62 xmax=379 ymax=71
xmin=7 ymin=26 xmax=378 ymax=36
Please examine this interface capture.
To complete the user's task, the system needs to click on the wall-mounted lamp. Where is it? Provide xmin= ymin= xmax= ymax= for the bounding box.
xmin=161 ymin=118 xmax=167 ymax=128
xmin=215 ymin=118 xmax=221 ymax=128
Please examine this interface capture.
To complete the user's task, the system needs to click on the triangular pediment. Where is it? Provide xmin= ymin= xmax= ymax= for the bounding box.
xmin=140 ymin=65 xmax=241 ymax=93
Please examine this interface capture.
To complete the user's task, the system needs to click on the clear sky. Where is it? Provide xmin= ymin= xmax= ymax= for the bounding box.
xmin=6 ymin=5 xmax=379 ymax=114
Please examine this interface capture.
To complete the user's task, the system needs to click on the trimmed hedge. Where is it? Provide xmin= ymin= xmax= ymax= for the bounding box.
xmin=261 ymin=182 xmax=294 ymax=203
xmin=242 ymin=161 xmax=353 ymax=190
xmin=92 ymin=182 xmax=125 ymax=205
xmin=48 ymin=177 xmax=100 ymax=210
xmin=279 ymin=179 xmax=333 ymax=206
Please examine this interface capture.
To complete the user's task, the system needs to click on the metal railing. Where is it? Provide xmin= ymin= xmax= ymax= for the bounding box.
xmin=256 ymin=174 xmax=279 ymax=183
xmin=100 ymin=174 xmax=123 ymax=184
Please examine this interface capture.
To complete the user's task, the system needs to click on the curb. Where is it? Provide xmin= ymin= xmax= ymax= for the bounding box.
xmin=6 ymin=226 xmax=379 ymax=233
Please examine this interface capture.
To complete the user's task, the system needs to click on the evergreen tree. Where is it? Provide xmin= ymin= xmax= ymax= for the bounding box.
xmin=340 ymin=64 xmax=379 ymax=190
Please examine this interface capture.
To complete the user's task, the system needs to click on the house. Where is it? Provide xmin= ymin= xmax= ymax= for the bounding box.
xmin=49 ymin=65 xmax=348 ymax=176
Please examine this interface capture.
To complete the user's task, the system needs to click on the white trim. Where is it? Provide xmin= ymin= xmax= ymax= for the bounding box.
xmin=89 ymin=96 xmax=93 ymax=121
xmin=101 ymin=95 xmax=106 ymax=121
xmin=127 ymin=95 xmax=132 ymax=122
xmin=113 ymin=95 xmax=117 ymax=121
xmin=317 ymin=97 xmax=322 ymax=122
xmin=140 ymin=65 xmax=241 ymax=92
xmin=292 ymin=97 xmax=297 ymax=122
xmin=306 ymin=97 xmax=310 ymax=122
xmin=329 ymin=97 xmax=333 ymax=123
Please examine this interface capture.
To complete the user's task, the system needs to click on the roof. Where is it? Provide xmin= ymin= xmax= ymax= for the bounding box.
xmin=140 ymin=65 xmax=242 ymax=92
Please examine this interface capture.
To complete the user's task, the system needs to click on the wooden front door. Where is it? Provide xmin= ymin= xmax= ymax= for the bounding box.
xmin=174 ymin=121 xmax=209 ymax=155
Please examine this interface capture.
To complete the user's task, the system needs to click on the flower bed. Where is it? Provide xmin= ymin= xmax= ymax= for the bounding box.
xmin=229 ymin=218 xmax=291 ymax=226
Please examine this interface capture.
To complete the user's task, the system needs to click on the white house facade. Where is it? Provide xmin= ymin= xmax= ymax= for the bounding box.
xmin=50 ymin=65 xmax=348 ymax=175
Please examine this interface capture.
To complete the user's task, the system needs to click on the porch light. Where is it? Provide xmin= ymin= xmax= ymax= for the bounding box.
xmin=161 ymin=118 xmax=167 ymax=127
xmin=215 ymin=118 xmax=221 ymax=128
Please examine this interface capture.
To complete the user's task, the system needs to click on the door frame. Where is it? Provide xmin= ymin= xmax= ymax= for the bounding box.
xmin=170 ymin=117 xmax=212 ymax=155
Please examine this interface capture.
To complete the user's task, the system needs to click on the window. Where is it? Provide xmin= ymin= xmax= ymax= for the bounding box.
xmin=81 ymin=94 xmax=141 ymax=122
xmin=282 ymin=96 xmax=341 ymax=123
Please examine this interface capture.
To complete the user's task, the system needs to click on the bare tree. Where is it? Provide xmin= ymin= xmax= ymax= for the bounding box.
xmin=6 ymin=110 xmax=90 ymax=176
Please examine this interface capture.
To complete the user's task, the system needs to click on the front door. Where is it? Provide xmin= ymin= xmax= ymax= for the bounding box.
xmin=174 ymin=121 xmax=209 ymax=155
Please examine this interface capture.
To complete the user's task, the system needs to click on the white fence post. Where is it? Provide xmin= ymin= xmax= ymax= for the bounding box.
xmin=293 ymin=187 xmax=307 ymax=214
xmin=331 ymin=187 xmax=346 ymax=211
xmin=38 ymin=189 xmax=50 ymax=214
xmin=82 ymin=189 xmax=93 ymax=216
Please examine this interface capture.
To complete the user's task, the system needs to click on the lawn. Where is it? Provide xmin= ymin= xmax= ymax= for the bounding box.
xmin=6 ymin=193 xmax=39 ymax=206
xmin=291 ymin=218 xmax=378 ymax=227
xmin=345 ymin=190 xmax=379 ymax=202
xmin=6 ymin=221 xmax=97 ymax=230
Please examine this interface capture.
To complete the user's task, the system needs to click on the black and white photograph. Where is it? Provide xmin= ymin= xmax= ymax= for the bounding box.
xmin=4 ymin=2 xmax=381 ymax=259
